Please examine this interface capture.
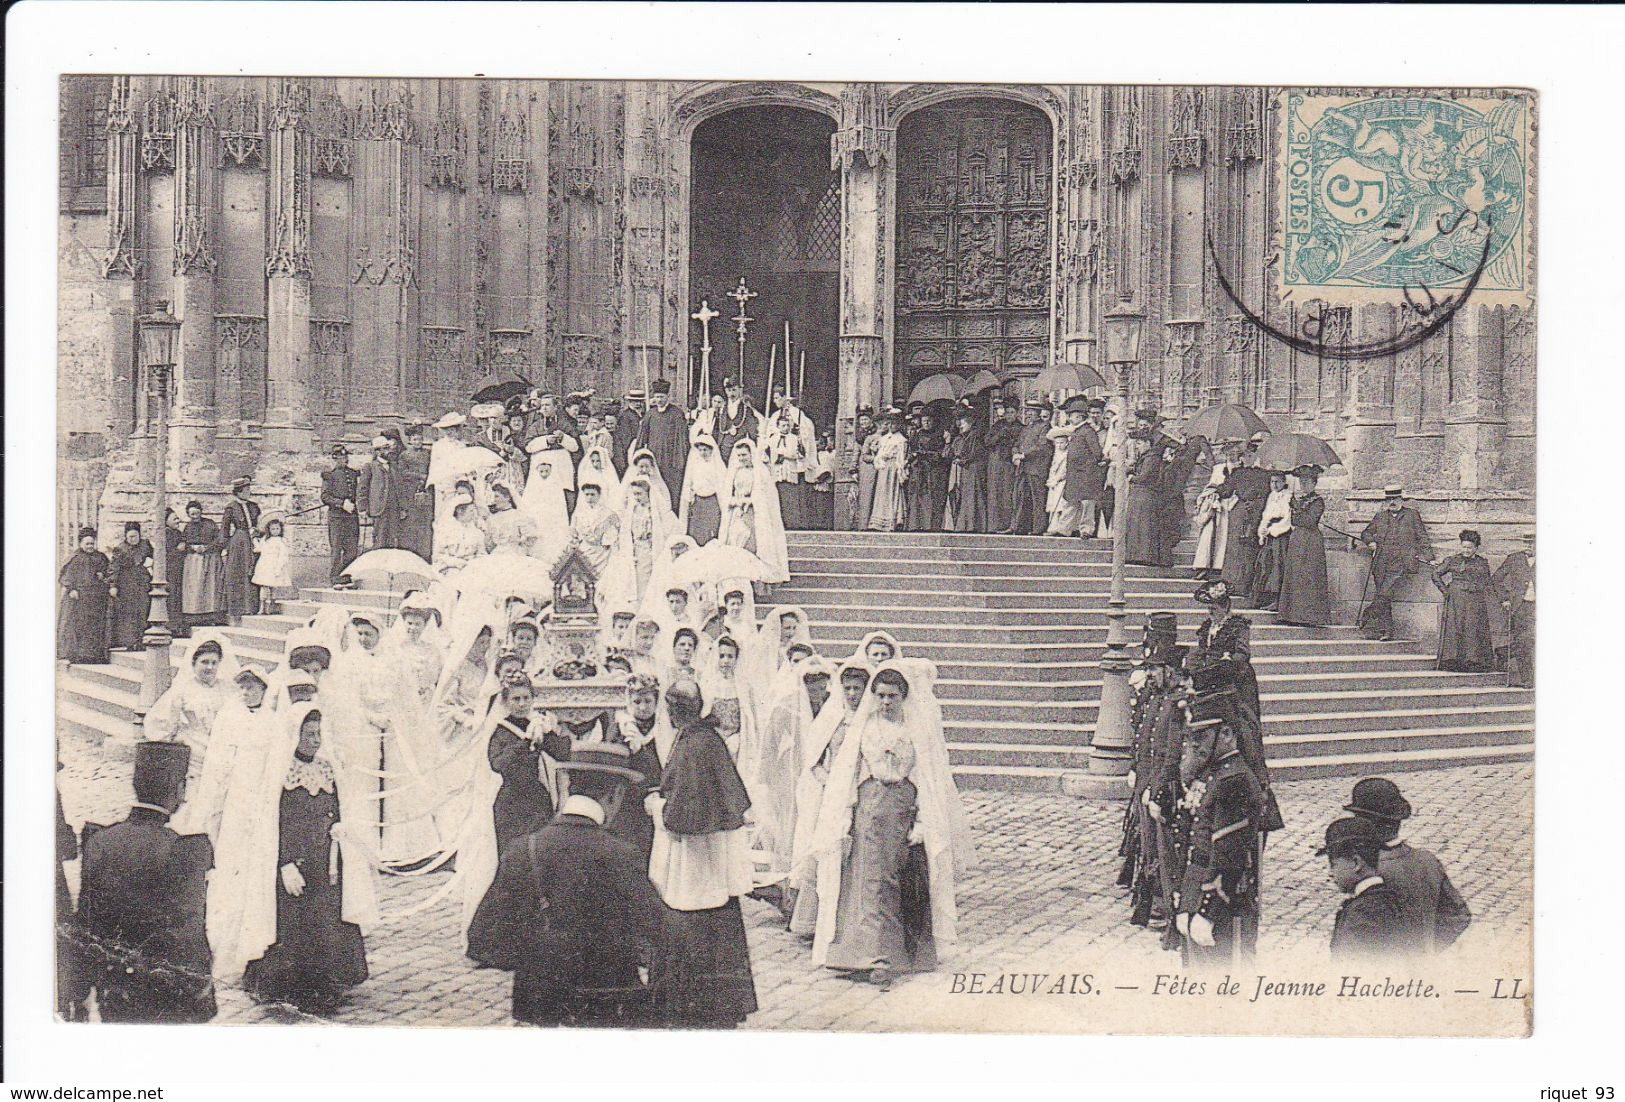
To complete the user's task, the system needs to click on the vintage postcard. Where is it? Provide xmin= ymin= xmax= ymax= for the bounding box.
xmin=49 ymin=73 xmax=1534 ymax=1041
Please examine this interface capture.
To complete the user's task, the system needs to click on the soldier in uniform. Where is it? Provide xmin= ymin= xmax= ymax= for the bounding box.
xmin=1344 ymin=777 xmax=1472 ymax=953
xmin=321 ymin=442 xmax=360 ymax=583
xmin=1119 ymin=613 xmax=1181 ymax=926
xmin=1357 ymin=485 xmax=1434 ymax=640
xmin=1322 ymin=816 xmax=1419 ymax=961
xmin=1172 ymin=683 xmax=1266 ymax=969
xmin=76 ymin=741 xmax=216 ymax=1023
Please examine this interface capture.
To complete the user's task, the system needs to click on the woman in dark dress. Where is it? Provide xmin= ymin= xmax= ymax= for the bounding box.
xmin=1433 ymin=529 xmax=1497 ymax=672
xmin=983 ymin=399 xmax=1021 ymax=535
xmin=58 ymin=526 xmax=111 ymax=665
xmin=164 ymin=509 xmax=189 ymax=636
xmin=1275 ymin=465 xmax=1331 ymax=626
xmin=946 ymin=409 xmax=988 ymax=533
xmin=109 ymin=521 xmax=155 ymax=650
xmin=242 ymin=708 xmax=369 ymax=1014
xmin=905 ymin=414 xmax=949 ymax=532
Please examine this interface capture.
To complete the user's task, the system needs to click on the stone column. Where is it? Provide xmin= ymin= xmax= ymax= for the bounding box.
xmin=1445 ymin=304 xmax=1506 ymax=492
xmin=1059 ymin=85 xmax=1101 ymax=371
xmin=622 ymin=81 xmax=671 ymax=396
xmin=349 ymin=82 xmax=417 ymax=423
xmin=102 ymin=76 xmax=141 ymax=441
xmin=1345 ymin=304 xmax=1398 ymax=493
xmin=831 ymin=83 xmax=893 ymax=529
xmin=170 ymin=77 xmax=221 ymax=471
xmin=264 ymin=78 xmax=316 ymax=454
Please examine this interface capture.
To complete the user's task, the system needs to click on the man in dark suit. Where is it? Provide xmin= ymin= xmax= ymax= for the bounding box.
xmin=1344 ymin=777 xmax=1472 ymax=953
xmin=357 ymin=435 xmax=400 ymax=550
xmin=1494 ymin=531 xmax=1535 ymax=686
xmin=1322 ymin=816 xmax=1419 ymax=961
xmin=76 ymin=741 xmax=216 ymax=1023
xmin=1358 ymin=485 xmax=1434 ymax=640
xmin=468 ymin=741 xmax=667 ymax=1027
xmin=321 ymin=443 xmax=361 ymax=583
xmin=1061 ymin=396 xmax=1108 ymax=538
xmin=1006 ymin=398 xmax=1054 ymax=536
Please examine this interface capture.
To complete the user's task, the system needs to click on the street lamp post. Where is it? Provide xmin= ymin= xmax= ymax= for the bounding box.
xmin=1069 ymin=304 xmax=1144 ymax=800
xmin=135 ymin=302 xmax=182 ymax=737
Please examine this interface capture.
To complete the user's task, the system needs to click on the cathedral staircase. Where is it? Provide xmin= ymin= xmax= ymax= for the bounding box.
xmin=58 ymin=530 xmax=1534 ymax=793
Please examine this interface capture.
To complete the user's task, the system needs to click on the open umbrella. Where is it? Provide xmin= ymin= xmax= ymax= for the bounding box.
xmin=1031 ymin=363 xmax=1108 ymax=394
xmin=341 ymin=548 xmax=438 ymax=590
xmin=964 ymin=369 xmax=1002 ymax=395
xmin=471 ymin=372 xmax=531 ymax=406
xmin=668 ymin=543 xmax=772 ymax=587
xmin=907 ymin=373 xmax=966 ymax=405
xmin=1254 ymin=432 xmax=1342 ymax=472
xmin=1182 ymin=403 xmax=1269 ymax=443
xmin=452 ymin=551 xmax=558 ymax=603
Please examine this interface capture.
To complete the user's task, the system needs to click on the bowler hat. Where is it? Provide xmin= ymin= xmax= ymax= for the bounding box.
xmin=133 ymin=741 xmax=191 ymax=797
xmin=1317 ymin=816 xmax=1385 ymax=858
xmin=558 ymin=740 xmax=645 ymax=782
xmin=1344 ymin=777 xmax=1412 ymax=822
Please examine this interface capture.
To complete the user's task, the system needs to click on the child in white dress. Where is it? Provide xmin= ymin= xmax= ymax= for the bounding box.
xmin=251 ymin=518 xmax=293 ymax=614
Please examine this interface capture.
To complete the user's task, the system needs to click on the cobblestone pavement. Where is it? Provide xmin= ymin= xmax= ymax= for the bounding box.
xmin=58 ymin=725 xmax=1532 ymax=1031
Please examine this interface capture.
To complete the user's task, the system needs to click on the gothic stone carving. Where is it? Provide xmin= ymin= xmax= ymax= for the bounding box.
xmin=1168 ymin=87 xmax=1204 ymax=170
xmin=494 ymin=99 xmax=530 ymax=193
xmin=140 ymin=89 xmax=177 ymax=172
xmin=312 ymin=90 xmax=353 ymax=177
xmin=217 ymin=84 xmax=265 ymax=168
xmin=427 ymin=115 xmax=467 ymax=189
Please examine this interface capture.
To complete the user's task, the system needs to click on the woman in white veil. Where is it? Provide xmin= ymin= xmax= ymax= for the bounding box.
xmin=849 ymin=629 xmax=904 ymax=668
xmin=622 ymin=447 xmax=675 ymax=517
xmin=520 ymin=437 xmax=574 ymax=540
xmin=143 ymin=631 xmax=240 ymax=769
xmin=749 ymin=605 xmax=813 ymax=691
xmin=604 ymin=474 xmax=675 ymax=612
xmin=808 ymin=657 xmax=975 ymax=979
xmin=720 ymin=438 xmax=790 ymax=585
xmin=677 ymin=433 xmax=729 ymax=547
xmin=638 ymin=533 xmax=699 ymax=625
xmin=579 ymin=443 xmax=623 ymax=515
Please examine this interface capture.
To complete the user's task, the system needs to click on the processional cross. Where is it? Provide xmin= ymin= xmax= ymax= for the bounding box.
xmin=691 ymin=299 xmax=720 ymax=403
xmin=725 ymin=277 xmax=758 ymax=388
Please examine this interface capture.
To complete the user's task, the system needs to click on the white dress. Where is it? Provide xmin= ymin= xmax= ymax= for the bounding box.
xmin=250 ymin=535 xmax=292 ymax=588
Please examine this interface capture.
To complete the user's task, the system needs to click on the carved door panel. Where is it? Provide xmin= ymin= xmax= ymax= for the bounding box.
xmin=895 ymin=99 xmax=1053 ymax=387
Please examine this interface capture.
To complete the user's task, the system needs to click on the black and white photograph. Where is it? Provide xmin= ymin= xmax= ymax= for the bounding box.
xmin=18 ymin=4 xmax=1620 ymax=1087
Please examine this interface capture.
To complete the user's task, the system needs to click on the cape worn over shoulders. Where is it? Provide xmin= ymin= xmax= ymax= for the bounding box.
xmin=661 ymin=721 xmax=751 ymax=835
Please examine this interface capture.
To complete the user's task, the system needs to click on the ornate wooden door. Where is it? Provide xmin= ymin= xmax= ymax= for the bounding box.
xmin=894 ymin=98 xmax=1053 ymax=388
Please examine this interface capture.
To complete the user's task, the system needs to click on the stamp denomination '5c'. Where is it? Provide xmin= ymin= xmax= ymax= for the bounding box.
xmin=1279 ymin=91 xmax=1534 ymax=305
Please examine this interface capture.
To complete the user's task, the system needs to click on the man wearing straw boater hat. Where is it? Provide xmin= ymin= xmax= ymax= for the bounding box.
xmin=468 ymin=740 xmax=667 ymax=1027
xmin=1356 ymin=484 xmax=1434 ymax=641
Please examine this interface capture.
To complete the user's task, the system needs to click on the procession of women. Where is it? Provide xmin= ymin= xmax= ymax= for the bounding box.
xmin=124 ymin=397 xmax=975 ymax=1023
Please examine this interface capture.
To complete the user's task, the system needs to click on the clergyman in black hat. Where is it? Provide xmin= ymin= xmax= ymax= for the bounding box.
xmin=1357 ymin=485 xmax=1434 ymax=640
xmin=468 ymin=740 xmax=668 ymax=1027
xmin=634 ymin=377 xmax=690 ymax=496
xmin=1124 ymin=408 xmax=1179 ymax=567
xmin=1344 ymin=777 xmax=1472 ymax=953
xmin=76 ymin=741 xmax=217 ymax=1022
xmin=1321 ymin=816 xmax=1419 ymax=962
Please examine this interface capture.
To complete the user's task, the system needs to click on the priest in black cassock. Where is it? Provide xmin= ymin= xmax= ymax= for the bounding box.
xmin=468 ymin=742 xmax=668 ymax=1028
xmin=634 ymin=379 xmax=690 ymax=503
xmin=647 ymin=678 xmax=758 ymax=1028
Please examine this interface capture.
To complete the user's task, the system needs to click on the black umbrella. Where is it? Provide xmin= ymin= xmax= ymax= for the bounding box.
xmin=1182 ymin=403 xmax=1268 ymax=444
xmin=471 ymin=372 xmax=531 ymax=406
xmin=1254 ymin=432 xmax=1342 ymax=472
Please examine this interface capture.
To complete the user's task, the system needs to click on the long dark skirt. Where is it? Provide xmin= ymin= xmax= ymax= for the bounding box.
xmin=1222 ymin=506 xmax=1265 ymax=600
xmin=1507 ymin=602 xmax=1534 ymax=687
xmin=687 ymin=493 xmax=722 ymax=546
xmin=1124 ymin=483 xmax=1169 ymax=567
xmin=1438 ymin=587 xmax=1496 ymax=671
xmin=985 ymin=454 xmax=1017 ymax=534
xmin=58 ymin=592 xmax=110 ymax=665
xmin=1251 ymin=535 xmax=1286 ymax=608
xmin=654 ymin=897 xmax=758 ymax=1028
xmin=948 ymin=466 xmax=987 ymax=533
xmin=824 ymin=778 xmax=937 ymax=975
xmin=1277 ymin=526 xmax=1331 ymax=626
xmin=855 ymin=463 xmax=877 ymax=531
xmin=223 ymin=529 xmax=258 ymax=619
xmin=776 ymin=480 xmax=803 ymax=531
xmin=243 ymin=787 xmax=368 ymax=1012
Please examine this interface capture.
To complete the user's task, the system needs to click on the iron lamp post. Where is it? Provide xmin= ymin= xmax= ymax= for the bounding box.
xmin=135 ymin=302 xmax=181 ymax=736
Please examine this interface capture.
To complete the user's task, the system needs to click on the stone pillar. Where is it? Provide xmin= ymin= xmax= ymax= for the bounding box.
xmin=1345 ymin=304 xmax=1398 ymax=493
xmin=349 ymin=82 xmax=417 ymax=423
xmin=170 ymin=77 xmax=221 ymax=473
xmin=1445 ymin=304 xmax=1506 ymax=492
xmin=264 ymin=78 xmax=316 ymax=454
xmin=831 ymin=83 xmax=893 ymax=529
xmin=622 ymin=81 xmax=671 ymax=396
xmin=1059 ymin=85 xmax=1101 ymax=371
xmin=102 ymin=76 xmax=141 ymax=441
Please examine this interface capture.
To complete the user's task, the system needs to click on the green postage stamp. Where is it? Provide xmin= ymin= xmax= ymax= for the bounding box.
xmin=1279 ymin=91 xmax=1535 ymax=304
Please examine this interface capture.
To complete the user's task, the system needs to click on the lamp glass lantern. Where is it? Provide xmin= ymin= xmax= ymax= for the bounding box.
xmin=138 ymin=302 xmax=181 ymax=376
xmin=1102 ymin=305 xmax=1145 ymax=366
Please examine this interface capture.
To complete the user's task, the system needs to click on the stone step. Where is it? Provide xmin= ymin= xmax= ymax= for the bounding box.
xmin=947 ymin=741 xmax=1093 ymax=770
xmin=58 ymin=698 xmax=135 ymax=744
xmin=1264 ymin=724 xmax=1534 ymax=759
xmin=1260 ymin=703 xmax=1534 ymax=737
xmin=951 ymin=765 xmax=1082 ymax=793
xmin=1259 ymin=685 xmax=1530 ymax=716
xmin=782 ymin=572 xmax=1194 ymax=593
xmin=790 ymin=545 xmax=1129 ymax=565
xmin=1266 ymin=742 xmax=1534 ymax=782
xmin=778 ymin=587 xmax=1202 ymax=609
xmin=787 ymin=556 xmax=1187 ymax=575
xmin=788 ymin=531 xmax=1199 ymax=549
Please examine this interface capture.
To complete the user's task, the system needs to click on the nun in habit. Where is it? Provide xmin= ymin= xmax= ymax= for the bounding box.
xmin=808 ymin=659 xmax=975 ymax=983
xmin=678 ymin=433 xmax=729 ymax=547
